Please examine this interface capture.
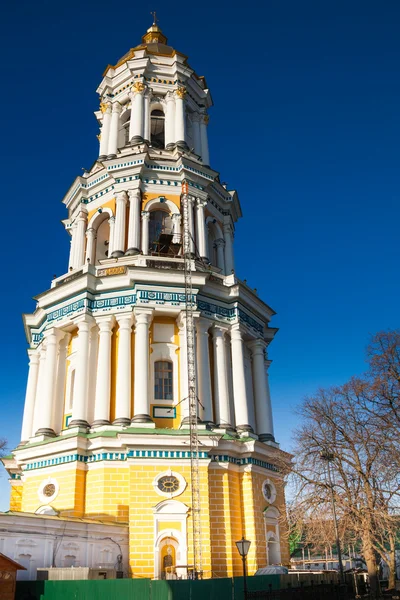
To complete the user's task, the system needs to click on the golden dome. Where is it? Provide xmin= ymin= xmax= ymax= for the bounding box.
xmin=141 ymin=15 xmax=167 ymax=45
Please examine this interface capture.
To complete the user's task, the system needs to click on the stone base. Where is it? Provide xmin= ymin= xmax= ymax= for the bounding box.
xmin=98 ymin=155 xmax=107 ymax=161
xmin=176 ymin=140 xmax=189 ymax=151
xmin=92 ymin=420 xmax=111 ymax=428
xmin=125 ymin=248 xmax=140 ymax=256
xmin=35 ymin=428 xmax=56 ymax=438
xmin=165 ymin=143 xmax=176 ymax=150
xmin=106 ymin=154 xmax=117 ymax=159
xmin=112 ymin=417 xmax=131 ymax=426
xmin=180 ymin=416 xmax=202 ymax=427
xmin=131 ymin=414 xmax=153 ymax=424
xmin=259 ymin=433 xmax=276 ymax=443
xmin=236 ymin=424 xmax=254 ymax=433
xmin=68 ymin=420 xmax=89 ymax=429
xmin=110 ymin=250 xmax=124 ymax=258
xmin=131 ymin=136 xmax=144 ymax=145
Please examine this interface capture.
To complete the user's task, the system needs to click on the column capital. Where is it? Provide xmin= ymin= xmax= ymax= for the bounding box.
xmin=127 ymin=188 xmax=141 ymax=201
xmin=248 ymin=338 xmax=267 ymax=356
xmin=171 ymin=213 xmax=182 ymax=222
xmin=27 ymin=348 xmax=40 ymax=363
xmin=116 ymin=313 xmax=133 ymax=329
xmin=214 ymin=237 xmax=225 ymax=248
xmin=195 ymin=318 xmax=211 ymax=335
xmin=165 ymin=90 xmax=175 ymax=103
xmin=96 ymin=315 xmax=116 ymax=332
xmin=111 ymin=102 xmax=122 ymax=114
xmin=109 ymin=215 xmax=115 ymax=224
xmin=211 ymin=323 xmax=229 ymax=339
xmin=115 ymin=191 xmax=128 ymax=204
xmin=223 ymin=222 xmax=234 ymax=235
xmin=133 ymin=308 xmax=154 ymax=326
xmin=141 ymin=210 xmax=150 ymax=220
xmin=75 ymin=315 xmax=96 ymax=331
xmin=196 ymin=198 xmax=208 ymax=209
xmin=175 ymin=86 xmax=187 ymax=99
xmin=75 ymin=207 xmax=88 ymax=222
xmin=86 ymin=227 xmax=97 ymax=238
xmin=192 ymin=112 xmax=202 ymax=123
xmin=42 ymin=328 xmax=64 ymax=344
xmin=131 ymin=81 xmax=146 ymax=95
xmin=230 ymin=324 xmax=244 ymax=341
xmin=100 ymin=101 xmax=112 ymax=114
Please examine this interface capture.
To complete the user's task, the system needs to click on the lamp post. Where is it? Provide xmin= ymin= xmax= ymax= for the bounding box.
xmin=236 ymin=537 xmax=251 ymax=600
xmin=320 ymin=451 xmax=345 ymax=585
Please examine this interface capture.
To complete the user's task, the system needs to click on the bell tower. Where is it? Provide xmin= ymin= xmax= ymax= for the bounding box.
xmin=3 ymin=21 xmax=289 ymax=580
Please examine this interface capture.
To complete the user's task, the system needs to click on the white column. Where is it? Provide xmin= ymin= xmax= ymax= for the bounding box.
xmin=68 ymin=223 xmax=77 ymax=270
xmin=99 ymin=102 xmax=112 ymax=159
xmin=174 ymin=87 xmax=187 ymax=146
xmin=223 ymin=222 xmax=235 ymax=274
xmin=171 ymin=213 xmax=182 ymax=244
xmin=32 ymin=344 xmax=47 ymax=436
xmin=212 ymin=326 xmax=232 ymax=428
xmin=20 ymin=350 xmax=40 ymax=442
xmin=132 ymin=309 xmax=153 ymax=423
xmin=165 ymin=92 xmax=175 ymax=148
xmin=196 ymin=318 xmax=213 ymax=424
xmin=188 ymin=197 xmax=195 ymax=256
xmin=230 ymin=325 xmax=253 ymax=432
xmin=52 ymin=333 xmax=70 ymax=435
xmin=36 ymin=329 xmax=61 ymax=436
xmin=93 ymin=317 xmax=115 ymax=426
xmin=108 ymin=216 xmax=115 ymax=256
xmin=86 ymin=324 xmax=98 ymax=425
xmin=126 ymin=189 xmax=141 ymax=255
xmin=192 ymin=114 xmax=202 ymax=156
xmin=249 ymin=340 xmax=275 ymax=442
xmin=215 ymin=238 xmax=225 ymax=271
xmin=129 ymin=82 xmax=146 ymax=143
xmin=114 ymin=314 xmax=133 ymax=425
xmin=143 ymin=90 xmax=151 ymax=143
xmin=111 ymin=191 xmax=127 ymax=257
xmin=195 ymin=199 xmax=208 ymax=260
xmin=178 ymin=314 xmax=189 ymax=423
xmin=107 ymin=102 xmax=122 ymax=157
xmin=69 ymin=317 xmax=93 ymax=428
xmin=141 ymin=211 xmax=150 ymax=255
xmin=74 ymin=208 xmax=88 ymax=269
xmin=200 ymin=114 xmax=210 ymax=166
xmin=85 ymin=227 xmax=96 ymax=265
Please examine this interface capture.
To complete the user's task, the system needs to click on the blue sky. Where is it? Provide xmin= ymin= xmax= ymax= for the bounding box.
xmin=0 ymin=0 xmax=399 ymax=509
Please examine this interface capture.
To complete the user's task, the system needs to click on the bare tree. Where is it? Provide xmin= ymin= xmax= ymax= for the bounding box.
xmin=282 ymin=374 xmax=400 ymax=596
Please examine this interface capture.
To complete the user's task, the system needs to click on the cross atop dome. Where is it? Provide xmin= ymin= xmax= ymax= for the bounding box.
xmin=142 ymin=12 xmax=168 ymax=45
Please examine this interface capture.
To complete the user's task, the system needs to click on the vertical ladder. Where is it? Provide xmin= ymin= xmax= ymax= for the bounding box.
xmin=181 ymin=181 xmax=202 ymax=578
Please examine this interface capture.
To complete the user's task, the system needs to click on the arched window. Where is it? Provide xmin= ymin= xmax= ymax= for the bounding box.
xmin=95 ymin=218 xmax=110 ymax=263
xmin=154 ymin=361 xmax=173 ymax=400
xmin=149 ymin=210 xmax=171 ymax=250
xmin=151 ymin=109 xmax=165 ymax=148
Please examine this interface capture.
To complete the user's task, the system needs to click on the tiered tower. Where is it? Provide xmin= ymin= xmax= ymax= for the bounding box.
xmin=3 ymin=21 xmax=289 ymax=579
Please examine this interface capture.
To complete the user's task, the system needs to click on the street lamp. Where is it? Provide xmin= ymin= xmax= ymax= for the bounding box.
xmin=236 ymin=537 xmax=251 ymax=600
xmin=320 ymin=451 xmax=345 ymax=585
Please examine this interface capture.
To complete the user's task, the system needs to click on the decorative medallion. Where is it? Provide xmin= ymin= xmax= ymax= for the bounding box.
xmin=38 ymin=477 xmax=59 ymax=504
xmin=153 ymin=469 xmax=186 ymax=498
xmin=262 ymin=478 xmax=277 ymax=504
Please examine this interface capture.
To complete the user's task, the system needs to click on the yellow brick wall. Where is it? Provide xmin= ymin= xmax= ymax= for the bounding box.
xmin=85 ymin=466 xmax=129 ymax=523
xmin=21 ymin=467 xmax=86 ymax=517
xmin=9 ymin=482 xmax=23 ymax=512
xmin=209 ymin=466 xmax=243 ymax=578
xmin=128 ymin=463 xmax=211 ymax=579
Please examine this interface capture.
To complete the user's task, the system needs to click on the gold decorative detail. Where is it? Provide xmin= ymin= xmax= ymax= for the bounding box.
xmin=96 ymin=134 xmax=101 ymax=141
xmin=100 ymin=102 xmax=108 ymax=113
xmin=203 ymin=114 xmax=210 ymax=125
xmin=175 ymin=86 xmax=187 ymax=99
xmin=97 ymin=266 xmax=127 ymax=277
xmin=132 ymin=81 xmax=146 ymax=94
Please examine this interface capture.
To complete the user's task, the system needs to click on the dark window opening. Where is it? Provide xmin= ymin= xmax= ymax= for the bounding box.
xmin=154 ymin=361 xmax=173 ymax=400
xmin=151 ymin=109 xmax=165 ymax=148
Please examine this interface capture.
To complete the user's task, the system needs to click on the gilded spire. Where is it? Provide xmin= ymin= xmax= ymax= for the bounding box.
xmin=141 ymin=12 xmax=168 ymax=45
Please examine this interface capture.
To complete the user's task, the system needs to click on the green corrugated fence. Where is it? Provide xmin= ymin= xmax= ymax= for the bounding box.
xmin=15 ymin=575 xmax=280 ymax=600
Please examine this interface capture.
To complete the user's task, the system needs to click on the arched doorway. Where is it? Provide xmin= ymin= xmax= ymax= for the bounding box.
xmin=159 ymin=536 xmax=178 ymax=579
xmin=267 ymin=534 xmax=281 ymax=565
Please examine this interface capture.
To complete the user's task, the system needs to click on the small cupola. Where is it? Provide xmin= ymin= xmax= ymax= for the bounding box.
xmin=141 ymin=14 xmax=168 ymax=45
